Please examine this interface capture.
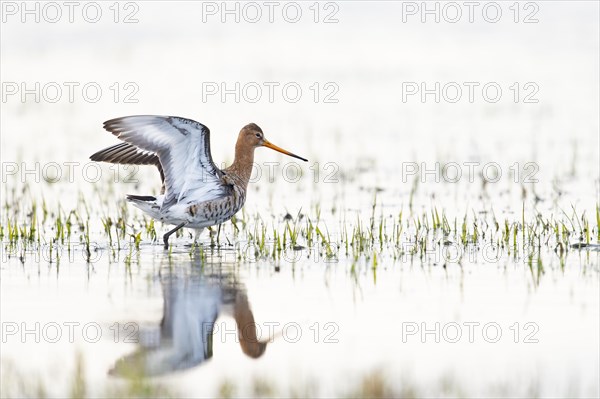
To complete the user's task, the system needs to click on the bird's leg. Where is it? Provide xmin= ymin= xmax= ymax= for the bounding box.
xmin=194 ymin=228 xmax=204 ymax=244
xmin=163 ymin=222 xmax=186 ymax=249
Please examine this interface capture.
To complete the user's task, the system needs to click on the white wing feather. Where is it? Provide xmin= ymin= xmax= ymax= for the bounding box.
xmin=103 ymin=115 xmax=228 ymax=208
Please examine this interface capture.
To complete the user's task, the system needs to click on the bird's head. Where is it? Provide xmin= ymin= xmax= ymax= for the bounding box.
xmin=239 ymin=123 xmax=307 ymax=162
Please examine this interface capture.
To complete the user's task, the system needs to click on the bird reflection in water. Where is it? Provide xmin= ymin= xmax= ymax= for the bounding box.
xmin=110 ymin=254 xmax=268 ymax=376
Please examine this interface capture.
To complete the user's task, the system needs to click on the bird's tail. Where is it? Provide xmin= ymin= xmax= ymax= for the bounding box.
xmin=127 ymin=195 xmax=157 ymax=202
xmin=127 ymin=195 xmax=162 ymax=219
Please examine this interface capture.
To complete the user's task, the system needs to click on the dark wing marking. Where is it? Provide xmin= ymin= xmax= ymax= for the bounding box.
xmin=90 ymin=142 xmax=165 ymax=188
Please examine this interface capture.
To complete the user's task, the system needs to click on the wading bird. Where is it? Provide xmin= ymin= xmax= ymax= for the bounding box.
xmin=90 ymin=116 xmax=307 ymax=248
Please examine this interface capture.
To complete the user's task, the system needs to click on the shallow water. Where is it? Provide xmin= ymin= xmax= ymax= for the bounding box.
xmin=2 ymin=238 xmax=598 ymax=397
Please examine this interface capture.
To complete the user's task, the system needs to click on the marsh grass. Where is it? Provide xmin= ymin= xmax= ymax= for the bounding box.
xmin=1 ymin=177 xmax=598 ymax=281
xmin=1 ymin=355 xmax=177 ymax=399
xmin=189 ymin=369 xmax=582 ymax=399
xmin=0 ymin=358 xmax=546 ymax=399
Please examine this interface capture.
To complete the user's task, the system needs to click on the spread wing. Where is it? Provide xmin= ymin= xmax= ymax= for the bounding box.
xmin=99 ymin=115 xmax=228 ymax=208
xmin=90 ymin=142 xmax=166 ymax=192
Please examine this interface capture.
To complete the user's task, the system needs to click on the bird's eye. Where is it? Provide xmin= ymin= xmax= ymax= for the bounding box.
xmin=255 ymin=133 xmax=261 ymax=138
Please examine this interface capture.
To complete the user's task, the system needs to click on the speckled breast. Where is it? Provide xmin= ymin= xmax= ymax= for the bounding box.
xmin=186 ymin=185 xmax=246 ymax=228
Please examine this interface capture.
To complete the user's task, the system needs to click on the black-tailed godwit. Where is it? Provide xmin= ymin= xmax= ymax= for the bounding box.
xmin=90 ymin=116 xmax=307 ymax=248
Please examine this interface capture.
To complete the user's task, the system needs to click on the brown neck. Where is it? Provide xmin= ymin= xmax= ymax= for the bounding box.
xmin=234 ymin=292 xmax=267 ymax=358
xmin=225 ymin=141 xmax=255 ymax=189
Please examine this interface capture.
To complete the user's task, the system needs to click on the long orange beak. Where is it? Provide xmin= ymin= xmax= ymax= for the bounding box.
xmin=262 ymin=140 xmax=308 ymax=162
